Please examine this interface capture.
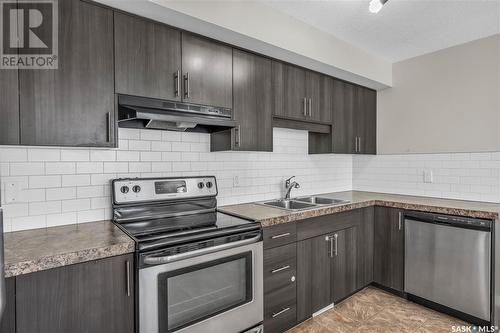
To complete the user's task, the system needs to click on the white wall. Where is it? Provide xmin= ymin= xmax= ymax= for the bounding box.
xmin=353 ymin=153 xmax=500 ymax=203
xmin=95 ymin=0 xmax=392 ymax=89
xmin=377 ymin=34 xmax=500 ymax=154
xmin=0 ymin=128 xmax=352 ymax=232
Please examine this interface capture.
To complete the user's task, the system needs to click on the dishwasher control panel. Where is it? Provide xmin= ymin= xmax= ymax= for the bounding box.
xmin=405 ymin=210 xmax=492 ymax=231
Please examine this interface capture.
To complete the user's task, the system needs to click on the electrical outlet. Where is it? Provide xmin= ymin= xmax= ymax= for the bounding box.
xmin=5 ymin=181 xmax=21 ymax=203
xmin=423 ymin=170 xmax=433 ymax=183
xmin=233 ymin=175 xmax=240 ymax=187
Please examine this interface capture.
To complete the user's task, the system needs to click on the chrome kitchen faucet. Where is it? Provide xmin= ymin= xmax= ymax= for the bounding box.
xmin=284 ymin=176 xmax=300 ymax=200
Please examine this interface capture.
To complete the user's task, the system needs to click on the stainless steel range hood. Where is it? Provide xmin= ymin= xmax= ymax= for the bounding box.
xmin=118 ymin=95 xmax=237 ymax=133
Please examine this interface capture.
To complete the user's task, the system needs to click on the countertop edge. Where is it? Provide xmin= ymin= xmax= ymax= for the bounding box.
xmin=5 ymin=241 xmax=135 ymax=278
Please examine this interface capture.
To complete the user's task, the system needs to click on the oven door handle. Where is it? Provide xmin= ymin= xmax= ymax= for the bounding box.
xmin=143 ymin=234 xmax=262 ymax=265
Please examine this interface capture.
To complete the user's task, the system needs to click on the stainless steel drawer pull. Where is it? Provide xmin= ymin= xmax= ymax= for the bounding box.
xmin=271 ymin=232 xmax=291 ymax=239
xmin=271 ymin=265 xmax=291 ymax=274
xmin=272 ymin=307 xmax=291 ymax=318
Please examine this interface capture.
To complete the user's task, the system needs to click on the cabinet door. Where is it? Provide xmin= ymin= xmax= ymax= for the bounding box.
xmin=114 ymin=12 xmax=182 ymax=101
xmin=331 ymin=227 xmax=357 ymax=303
xmin=232 ymin=50 xmax=273 ymax=151
xmin=16 ymin=254 xmax=134 ymax=333
xmin=19 ymin=0 xmax=115 ymax=147
xmin=0 ymin=278 xmax=15 ymax=333
xmin=0 ymin=69 xmax=19 ymax=144
xmin=355 ymin=86 xmax=377 ymax=154
xmin=332 ymin=81 xmax=355 ymax=154
xmin=297 ymin=234 xmax=331 ymax=322
xmin=306 ymin=72 xmax=332 ymax=124
xmin=182 ymin=33 xmax=232 ymax=108
xmin=374 ymin=206 xmax=405 ymax=291
xmin=282 ymin=64 xmax=307 ymax=120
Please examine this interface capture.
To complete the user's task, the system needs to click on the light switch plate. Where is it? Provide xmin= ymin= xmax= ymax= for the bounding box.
xmin=423 ymin=170 xmax=433 ymax=183
xmin=5 ymin=181 xmax=21 ymax=203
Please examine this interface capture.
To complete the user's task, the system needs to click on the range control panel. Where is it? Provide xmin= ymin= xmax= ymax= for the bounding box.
xmin=113 ymin=176 xmax=217 ymax=205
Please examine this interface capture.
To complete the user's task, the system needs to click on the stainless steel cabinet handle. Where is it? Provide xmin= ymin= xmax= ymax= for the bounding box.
xmin=126 ymin=260 xmax=131 ymax=297
xmin=326 ymin=235 xmax=333 ymax=258
xmin=354 ymin=137 xmax=358 ymax=153
xmin=308 ymin=98 xmax=312 ymax=117
xmin=272 ymin=307 xmax=291 ymax=318
xmin=334 ymin=233 xmax=338 ymax=256
xmin=398 ymin=212 xmax=403 ymax=230
xmin=358 ymin=137 xmax=362 ymax=153
xmin=174 ymin=70 xmax=180 ymax=97
xmin=106 ymin=112 xmax=111 ymax=143
xmin=271 ymin=232 xmax=290 ymax=239
xmin=184 ymin=73 xmax=190 ymax=98
xmin=234 ymin=125 xmax=241 ymax=147
xmin=271 ymin=265 xmax=291 ymax=274
xmin=303 ymin=98 xmax=307 ymax=116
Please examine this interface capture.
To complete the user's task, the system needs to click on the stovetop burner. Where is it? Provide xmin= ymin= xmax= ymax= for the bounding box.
xmin=112 ymin=176 xmax=261 ymax=253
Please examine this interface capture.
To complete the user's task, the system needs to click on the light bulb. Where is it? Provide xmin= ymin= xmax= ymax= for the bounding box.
xmin=369 ymin=0 xmax=383 ymax=13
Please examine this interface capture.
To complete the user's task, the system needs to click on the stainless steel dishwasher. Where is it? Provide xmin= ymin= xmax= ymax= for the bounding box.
xmin=404 ymin=211 xmax=492 ymax=323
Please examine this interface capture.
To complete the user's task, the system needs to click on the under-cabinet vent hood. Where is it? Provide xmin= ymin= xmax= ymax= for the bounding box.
xmin=118 ymin=95 xmax=237 ymax=133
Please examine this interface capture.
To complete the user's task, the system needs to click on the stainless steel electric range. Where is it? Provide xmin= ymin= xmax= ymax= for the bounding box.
xmin=112 ymin=176 xmax=263 ymax=333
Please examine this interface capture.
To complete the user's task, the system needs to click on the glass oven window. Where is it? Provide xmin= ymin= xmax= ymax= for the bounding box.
xmin=158 ymin=252 xmax=253 ymax=332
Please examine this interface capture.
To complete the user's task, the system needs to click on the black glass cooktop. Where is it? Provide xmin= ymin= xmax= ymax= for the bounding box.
xmin=116 ymin=211 xmax=259 ymax=252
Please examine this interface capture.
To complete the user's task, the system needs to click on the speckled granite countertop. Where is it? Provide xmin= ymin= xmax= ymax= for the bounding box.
xmin=4 ymin=221 xmax=134 ymax=277
xmin=219 ymin=191 xmax=500 ymax=227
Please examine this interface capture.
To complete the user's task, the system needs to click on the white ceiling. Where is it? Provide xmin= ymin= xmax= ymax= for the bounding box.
xmin=262 ymin=0 xmax=500 ymax=62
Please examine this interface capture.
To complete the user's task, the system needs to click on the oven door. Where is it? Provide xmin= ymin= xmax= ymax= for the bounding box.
xmin=139 ymin=240 xmax=263 ymax=333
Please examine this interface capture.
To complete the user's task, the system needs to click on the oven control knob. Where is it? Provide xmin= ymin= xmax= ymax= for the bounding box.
xmin=206 ymin=181 xmax=213 ymax=189
xmin=132 ymin=185 xmax=141 ymax=193
xmin=120 ymin=186 xmax=129 ymax=194
xmin=197 ymin=182 xmax=205 ymax=189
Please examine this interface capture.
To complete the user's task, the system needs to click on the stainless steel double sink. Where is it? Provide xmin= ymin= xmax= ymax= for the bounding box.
xmin=258 ymin=196 xmax=350 ymax=211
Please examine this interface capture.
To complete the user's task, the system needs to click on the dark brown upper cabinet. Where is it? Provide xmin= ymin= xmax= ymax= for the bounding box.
xmin=374 ymin=206 xmax=405 ymax=292
xmin=331 ymin=81 xmax=376 ymax=154
xmin=211 ymin=50 xmax=273 ymax=152
xmin=306 ymin=71 xmax=333 ymax=124
xmin=19 ymin=0 xmax=115 ymax=147
xmin=16 ymin=254 xmax=134 ymax=333
xmin=355 ymin=86 xmax=377 ymax=154
xmin=181 ymin=33 xmax=232 ymax=108
xmin=114 ymin=12 xmax=182 ymax=101
xmin=332 ymin=80 xmax=356 ymax=154
xmin=273 ymin=62 xmax=332 ymax=125
xmin=0 ymin=69 xmax=19 ymax=145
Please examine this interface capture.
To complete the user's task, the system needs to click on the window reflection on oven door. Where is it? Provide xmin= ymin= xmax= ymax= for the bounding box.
xmin=139 ymin=241 xmax=263 ymax=333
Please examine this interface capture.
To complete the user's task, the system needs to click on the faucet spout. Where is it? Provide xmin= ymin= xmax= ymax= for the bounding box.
xmin=284 ymin=176 xmax=300 ymax=200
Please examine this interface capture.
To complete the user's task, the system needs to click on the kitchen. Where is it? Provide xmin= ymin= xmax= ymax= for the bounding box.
xmin=0 ymin=0 xmax=499 ymax=332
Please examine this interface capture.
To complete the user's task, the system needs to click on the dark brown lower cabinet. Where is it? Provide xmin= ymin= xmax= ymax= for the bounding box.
xmin=0 ymin=278 xmax=16 ymax=333
xmin=16 ymin=254 xmax=134 ymax=333
xmin=374 ymin=206 xmax=405 ymax=292
xmin=331 ymin=227 xmax=357 ymax=303
xmin=263 ymin=243 xmax=297 ymax=333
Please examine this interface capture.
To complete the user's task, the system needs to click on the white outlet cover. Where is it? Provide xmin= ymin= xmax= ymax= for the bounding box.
xmin=5 ymin=181 xmax=21 ymax=203
xmin=233 ymin=175 xmax=240 ymax=187
xmin=423 ymin=170 xmax=433 ymax=183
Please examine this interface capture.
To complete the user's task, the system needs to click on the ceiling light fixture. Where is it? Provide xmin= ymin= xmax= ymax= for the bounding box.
xmin=369 ymin=0 xmax=388 ymax=13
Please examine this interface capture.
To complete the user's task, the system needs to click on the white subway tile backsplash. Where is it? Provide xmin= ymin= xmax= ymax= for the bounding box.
xmin=354 ymin=153 xmax=500 ymax=203
xmin=0 ymin=127 xmax=354 ymax=231
xmin=29 ymin=175 xmax=61 ymax=189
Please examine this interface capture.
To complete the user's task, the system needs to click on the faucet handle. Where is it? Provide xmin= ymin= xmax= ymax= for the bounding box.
xmin=285 ymin=176 xmax=295 ymax=187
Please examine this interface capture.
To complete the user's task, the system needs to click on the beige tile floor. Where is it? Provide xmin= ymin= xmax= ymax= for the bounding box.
xmin=287 ymin=286 xmax=471 ymax=333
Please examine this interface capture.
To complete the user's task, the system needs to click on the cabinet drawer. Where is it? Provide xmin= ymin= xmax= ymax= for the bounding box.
xmin=263 ymin=222 xmax=297 ymax=249
xmin=264 ymin=243 xmax=297 ymax=293
xmin=264 ymin=284 xmax=297 ymax=333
